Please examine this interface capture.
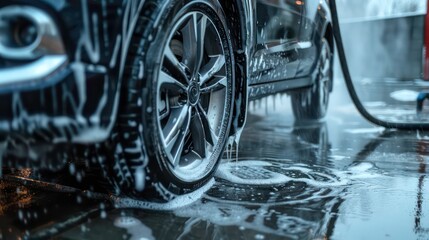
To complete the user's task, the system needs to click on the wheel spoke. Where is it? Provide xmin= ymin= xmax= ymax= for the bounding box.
xmin=201 ymin=76 xmax=227 ymax=94
xmin=159 ymin=70 xmax=187 ymax=93
xmin=181 ymin=13 xmax=207 ymax=75
xmin=199 ymin=55 xmax=225 ymax=85
xmin=158 ymin=92 xmax=170 ymax=120
xmin=165 ymin=106 xmax=192 ymax=167
xmin=163 ymin=105 xmax=190 ymax=149
xmin=194 ymin=14 xmax=207 ymax=76
xmin=322 ymin=57 xmax=331 ymax=76
xmin=190 ymin=109 xmax=207 ymax=158
xmin=197 ymin=104 xmax=218 ymax=145
xmin=164 ymin=45 xmax=188 ymax=83
xmin=181 ymin=15 xmax=197 ymax=72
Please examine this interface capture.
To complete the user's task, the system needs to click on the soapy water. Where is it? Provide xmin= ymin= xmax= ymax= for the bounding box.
xmin=112 ymin=178 xmax=216 ymax=210
xmin=215 ymin=160 xmax=347 ymax=188
xmin=170 ymin=158 xmax=382 ymax=239
xmin=344 ymin=127 xmax=385 ymax=135
xmin=212 ymin=158 xmax=382 ymax=203
xmin=112 ymin=158 xmax=379 ymax=211
xmin=0 ymin=146 xmax=389 ymax=239
xmin=174 ymin=199 xmax=327 ymax=239
xmin=114 ymin=216 xmax=155 ymax=240
xmin=390 ymin=90 xmax=419 ymax=102
xmin=2 ymin=157 xmax=380 ymax=207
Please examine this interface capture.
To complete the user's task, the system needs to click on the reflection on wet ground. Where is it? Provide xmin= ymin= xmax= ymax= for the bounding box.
xmin=1 ymin=81 xmax=429 ymax=239
xmin=354 ymin=78 xmax=429 ymax=122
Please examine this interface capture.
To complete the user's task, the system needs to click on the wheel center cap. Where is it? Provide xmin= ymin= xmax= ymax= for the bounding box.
xmin=188 ymin=80 xmax=200 ymax=106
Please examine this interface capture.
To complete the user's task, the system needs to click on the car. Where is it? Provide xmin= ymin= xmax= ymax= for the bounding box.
xmin=0 ymin=0 xmax=333 ymax=200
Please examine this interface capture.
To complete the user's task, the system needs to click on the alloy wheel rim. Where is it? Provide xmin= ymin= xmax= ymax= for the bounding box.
xmin=319 ymin=41 xmax=332 ymax=112
xmin=156 ymin=11 xmax=229 ymax=181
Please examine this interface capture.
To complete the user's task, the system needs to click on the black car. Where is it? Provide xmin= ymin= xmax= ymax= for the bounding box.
xmin=0 ymin=0 xmax=333 ymax=199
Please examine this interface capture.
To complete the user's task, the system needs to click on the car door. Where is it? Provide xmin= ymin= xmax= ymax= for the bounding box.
xmin=249 ymin=0 xmax=304 ymax=85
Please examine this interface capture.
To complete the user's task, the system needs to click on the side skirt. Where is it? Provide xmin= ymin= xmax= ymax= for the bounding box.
xmin=249 ymin=77 xmax=312 ymax=100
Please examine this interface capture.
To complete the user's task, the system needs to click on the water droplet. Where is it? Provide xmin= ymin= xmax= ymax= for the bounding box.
xmin=255 ymin=234 xmax=265 ymax=239
xmin=100 ymin=210 xmax=107 ymax=219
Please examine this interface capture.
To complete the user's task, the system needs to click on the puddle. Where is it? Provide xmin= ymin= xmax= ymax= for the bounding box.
xmin=169 ymin=159 xmax=383 ymax=239
xmin=215 ymin=159 xmax=347 ymax=188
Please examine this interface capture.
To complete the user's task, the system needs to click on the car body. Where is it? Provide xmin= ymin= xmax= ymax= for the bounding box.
xmin=0 ymin=0 xmax=332 ymax=199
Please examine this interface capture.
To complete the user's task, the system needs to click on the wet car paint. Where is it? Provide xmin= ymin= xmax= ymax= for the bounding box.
xmin=0 ymin=79 xmax=428 ymax=239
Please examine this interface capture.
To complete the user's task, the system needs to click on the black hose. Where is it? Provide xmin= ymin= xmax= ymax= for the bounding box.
xmin=329 ymin=0 xmax=428 ymax=130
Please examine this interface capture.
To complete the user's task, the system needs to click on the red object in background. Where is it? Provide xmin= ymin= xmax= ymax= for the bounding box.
xmin=424 ymin=0 xmax=429 ymax=80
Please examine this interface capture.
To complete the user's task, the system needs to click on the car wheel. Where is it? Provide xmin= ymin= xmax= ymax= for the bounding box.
xmin=291 ymin=38 xmax=332 ymax=120
xmin=107 ymin=0 xmax=234 ymax=199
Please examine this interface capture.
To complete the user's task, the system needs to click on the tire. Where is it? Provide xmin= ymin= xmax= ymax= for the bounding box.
xmin=291 ymin=38 xmax=333 ymax=120
xmin=106 ymin=0 xmax=235 ymax=200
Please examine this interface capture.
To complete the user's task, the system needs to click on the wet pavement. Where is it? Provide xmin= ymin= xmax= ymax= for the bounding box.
xmin=1 ymin=80 xmax=429 ymax=240
xmin=353 ymin=77 xmax=429 ymax=123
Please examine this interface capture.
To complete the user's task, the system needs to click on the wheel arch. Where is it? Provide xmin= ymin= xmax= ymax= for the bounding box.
xmin=219 ymin=0 xmax=254 ymax=136
xmin=315 ymin=0 xmax=334 ymax=92
xmin=324 ymin=22 xmax=334 ymax=55
xmin=319 ymin=0 xmax=333 ymax=51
